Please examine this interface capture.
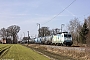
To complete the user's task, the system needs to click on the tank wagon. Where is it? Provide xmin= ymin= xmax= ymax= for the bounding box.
xmin=21 ymin=39 xmax=35 ymax=44
xmin=40 ymin=36 xmax=52 ymax=45
xmin=34 ymin=32 xmax=73 ymax=46
xmin=34 ymin=37 xmax=41 ymax=44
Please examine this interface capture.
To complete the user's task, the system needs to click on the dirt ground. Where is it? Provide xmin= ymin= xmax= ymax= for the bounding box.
xmin=23 ymin=44 xmax=90 ymax=60
xmin=24 ymin=44 xmax=76 ymax=60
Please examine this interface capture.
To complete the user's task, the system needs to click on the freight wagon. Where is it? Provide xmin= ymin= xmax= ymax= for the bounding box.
xmin=34 ymin=32 xmax=73 ymax=46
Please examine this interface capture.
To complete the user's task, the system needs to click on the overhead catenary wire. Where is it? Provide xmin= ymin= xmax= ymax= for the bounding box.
xmin=42 ymin=0 xmax=76 ymax=25
xmin=30 ymin=0 xmax=76 ymax=37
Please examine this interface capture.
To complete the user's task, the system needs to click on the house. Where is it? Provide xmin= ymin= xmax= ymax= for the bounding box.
xmin=0 ymin=39 xmax=6 ymax=44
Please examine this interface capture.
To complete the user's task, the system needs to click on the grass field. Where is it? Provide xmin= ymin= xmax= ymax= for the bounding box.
xmin=0 ymin=44 xmax=11 ymax=57
xmin=0 ymin=44 xmax=50 ymax=60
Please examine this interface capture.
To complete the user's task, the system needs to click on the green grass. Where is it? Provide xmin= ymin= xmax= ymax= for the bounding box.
xmin=0 ymin=44 xmax=9 ymax=48
xmin=0 ymin=44 xmax=11 ymax=52
xmin=1 ymin=44 xmax=50 ymax=60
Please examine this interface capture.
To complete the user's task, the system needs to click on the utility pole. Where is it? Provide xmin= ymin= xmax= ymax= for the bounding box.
xmin=61 ymin=24 xmax=65 ymax=33
xmin=37 ymin=23 xmax=40 ymax=37
xmin=27 ymin=31 xmax=30 ymax=45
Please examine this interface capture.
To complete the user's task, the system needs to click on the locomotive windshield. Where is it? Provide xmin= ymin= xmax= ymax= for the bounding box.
xmin=64 ymin=34 xmax=71 ymax=37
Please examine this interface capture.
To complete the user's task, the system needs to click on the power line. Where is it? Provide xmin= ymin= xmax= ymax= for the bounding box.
xmin=30 ymin=0 xmax=76 ymax=36
xmin=42 ymin=0 xmax=76 ymax=25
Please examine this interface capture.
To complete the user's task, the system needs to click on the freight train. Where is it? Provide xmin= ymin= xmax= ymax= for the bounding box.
xmin=21 ymin=32 xmax=73 ymax=46
xmin=34 ymin=32 xmax=73 ymax=46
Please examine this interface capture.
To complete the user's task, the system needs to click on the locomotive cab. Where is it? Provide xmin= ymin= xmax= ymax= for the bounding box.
xmin=63 ymin=33 xmax=73 ymax=46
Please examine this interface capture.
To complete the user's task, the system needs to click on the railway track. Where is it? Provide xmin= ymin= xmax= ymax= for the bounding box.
xmin=26 ymin=44 xmax=89 ymax=60
xmin=41 ymin=45 xmax=86 ymax=52
xmin=27 ymin=44 xmax=86 ymax=52
xmin=24 ymin=44 xmax=76 ymax=60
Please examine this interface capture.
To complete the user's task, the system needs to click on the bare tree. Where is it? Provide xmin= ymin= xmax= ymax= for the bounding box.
xmin=67 ymin=18 xmax=81 ymax=45
xmin=50 ymin=28 xmax=60 ymax=35
xmin=0 ymin=28 xmax=7 ymax=39
xmin=0 ymin=28 xmax=14 ymax=44
xmin=86 ymin=16 xmax=90 ymax=47
xmin=39 ymin=27 xmax=50 ymax=37
xmin=86 ymin=16 xmax=90 ymax=32
xmin=7 ymin=25 xmax=20 ymax=44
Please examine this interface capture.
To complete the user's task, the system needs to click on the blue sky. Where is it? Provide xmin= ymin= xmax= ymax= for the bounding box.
xmin=0 ymin=0 xmax=90 ymax=39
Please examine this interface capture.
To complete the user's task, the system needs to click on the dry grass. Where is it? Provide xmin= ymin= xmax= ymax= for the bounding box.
xmin=26 ymin=44 xmax=90 ymax=60
xmin=25 ymin=44 xmax=75 ymax=60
